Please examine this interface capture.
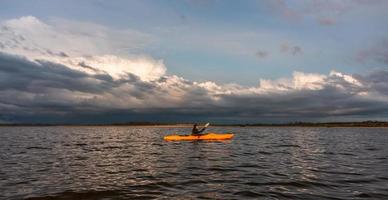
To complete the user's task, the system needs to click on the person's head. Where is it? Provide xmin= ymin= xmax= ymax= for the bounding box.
xmin=193 ymin=123 xmax=198 ymax=127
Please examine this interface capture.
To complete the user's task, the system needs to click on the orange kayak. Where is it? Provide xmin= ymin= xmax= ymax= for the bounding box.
xmin=164 ymin=133 xmax=234 ymax=141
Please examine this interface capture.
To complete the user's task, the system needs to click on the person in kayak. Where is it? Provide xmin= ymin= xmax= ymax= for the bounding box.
xmin=191 ymin=123 xmax=207 ymax=135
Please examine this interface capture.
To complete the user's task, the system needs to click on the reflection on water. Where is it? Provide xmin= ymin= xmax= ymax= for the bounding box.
xmin=0 ymin=126 xmax=387 ymax=199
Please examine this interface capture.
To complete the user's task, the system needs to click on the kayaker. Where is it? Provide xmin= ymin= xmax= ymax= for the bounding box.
xmin=191 ymin=123 xmax=206 ymax=135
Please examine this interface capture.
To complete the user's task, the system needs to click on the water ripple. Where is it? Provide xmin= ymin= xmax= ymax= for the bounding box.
xmin=0 ymin=126 xmax=387 ymax=199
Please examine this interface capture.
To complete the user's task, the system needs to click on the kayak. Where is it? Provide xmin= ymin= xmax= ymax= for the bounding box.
xmin=164 ymin=133 xmax=234 ymax=141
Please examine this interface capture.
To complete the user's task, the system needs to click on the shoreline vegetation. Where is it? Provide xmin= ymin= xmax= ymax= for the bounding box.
xmin=0 ymin=121 xmax=387 ymax=127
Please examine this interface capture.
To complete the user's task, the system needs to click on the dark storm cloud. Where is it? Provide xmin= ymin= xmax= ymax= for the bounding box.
xmin=1 ymin=52 xmax=388 ymax=123
xmin=0 ymin=53 xmax=117 ymax=93
xmin=0 ymin=53 xmax=184 ymax=119
xmin=356 ymin=70 xmax=388 ymax=95
xmin=224 ymin=87 xmax=386 ymax=118
xmin=0 ymin=53 xmax=129 ymax=118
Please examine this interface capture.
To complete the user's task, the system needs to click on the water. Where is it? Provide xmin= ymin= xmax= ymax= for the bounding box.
xmin=0 ymin=126 xmax=387 ymax=199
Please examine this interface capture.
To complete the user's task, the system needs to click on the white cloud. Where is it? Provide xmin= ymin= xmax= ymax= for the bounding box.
xmin=50 ymin=55 xmax=166 ymax=81
xmin=2 ymin=16 xmax=152 ymax=56
xmin=330 ymin=70 xmax=362 ymax=87
xmin=0 ymin=16 xmax=164 ymax=81
xmin=256 ymin=72 xmax=325 ymax=93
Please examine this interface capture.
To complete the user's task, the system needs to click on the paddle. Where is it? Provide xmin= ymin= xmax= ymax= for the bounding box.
xmin=199 ymin=123 xmax=210 ymax=135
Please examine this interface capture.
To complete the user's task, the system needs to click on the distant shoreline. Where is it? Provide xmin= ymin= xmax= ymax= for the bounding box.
xmin=1 ymin=121 xmax=387 ymax=127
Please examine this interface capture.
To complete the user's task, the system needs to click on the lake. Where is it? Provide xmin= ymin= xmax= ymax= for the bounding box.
xmin=0 ymin=126 xmax=387 ymax=199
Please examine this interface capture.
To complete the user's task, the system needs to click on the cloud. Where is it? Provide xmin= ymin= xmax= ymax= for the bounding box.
xmin=0 ymin=16 xmax=164 ymax=81
xmin=280 ymin=42 xmax=303 ymax=56
xmin=267 ymin=0 xmax=386 ymax=25
xmin=253 ymin=42 xmax=303 ymax=60
xmin=291 ymin=46 xmax=303 ymax=56
xmin=0 ymin=52 xmax=388 ymax=123
xmin=54 ymin=55 xmax=166 ymax=81
xmin=1 ymin=16 xmax=388 ymax=123
xmin=255 ymin=50 xmax=269 ymax=59
xmin=1 ymin=16 xmax=152 ymax=56
xmin=356 ymin=38 xmax=388 ymax=65
xmin=317 ymin=17 xmax=336 ymax=26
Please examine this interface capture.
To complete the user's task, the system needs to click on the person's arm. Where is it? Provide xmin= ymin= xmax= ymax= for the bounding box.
xmin=198 ymin=126 xmax=206 ymax=133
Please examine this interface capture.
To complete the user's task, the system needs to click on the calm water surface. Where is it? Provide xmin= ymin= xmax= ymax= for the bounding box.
xmin=0 ymin=126 xmax=387 ymax=199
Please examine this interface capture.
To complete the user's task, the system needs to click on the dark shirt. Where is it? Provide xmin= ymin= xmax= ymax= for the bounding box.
xmin=192 ymin=125 xmax=205 ymax=135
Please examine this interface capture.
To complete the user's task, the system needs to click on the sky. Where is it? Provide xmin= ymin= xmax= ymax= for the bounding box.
xmin=0 ymin=0 xmax=388 ymax=124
